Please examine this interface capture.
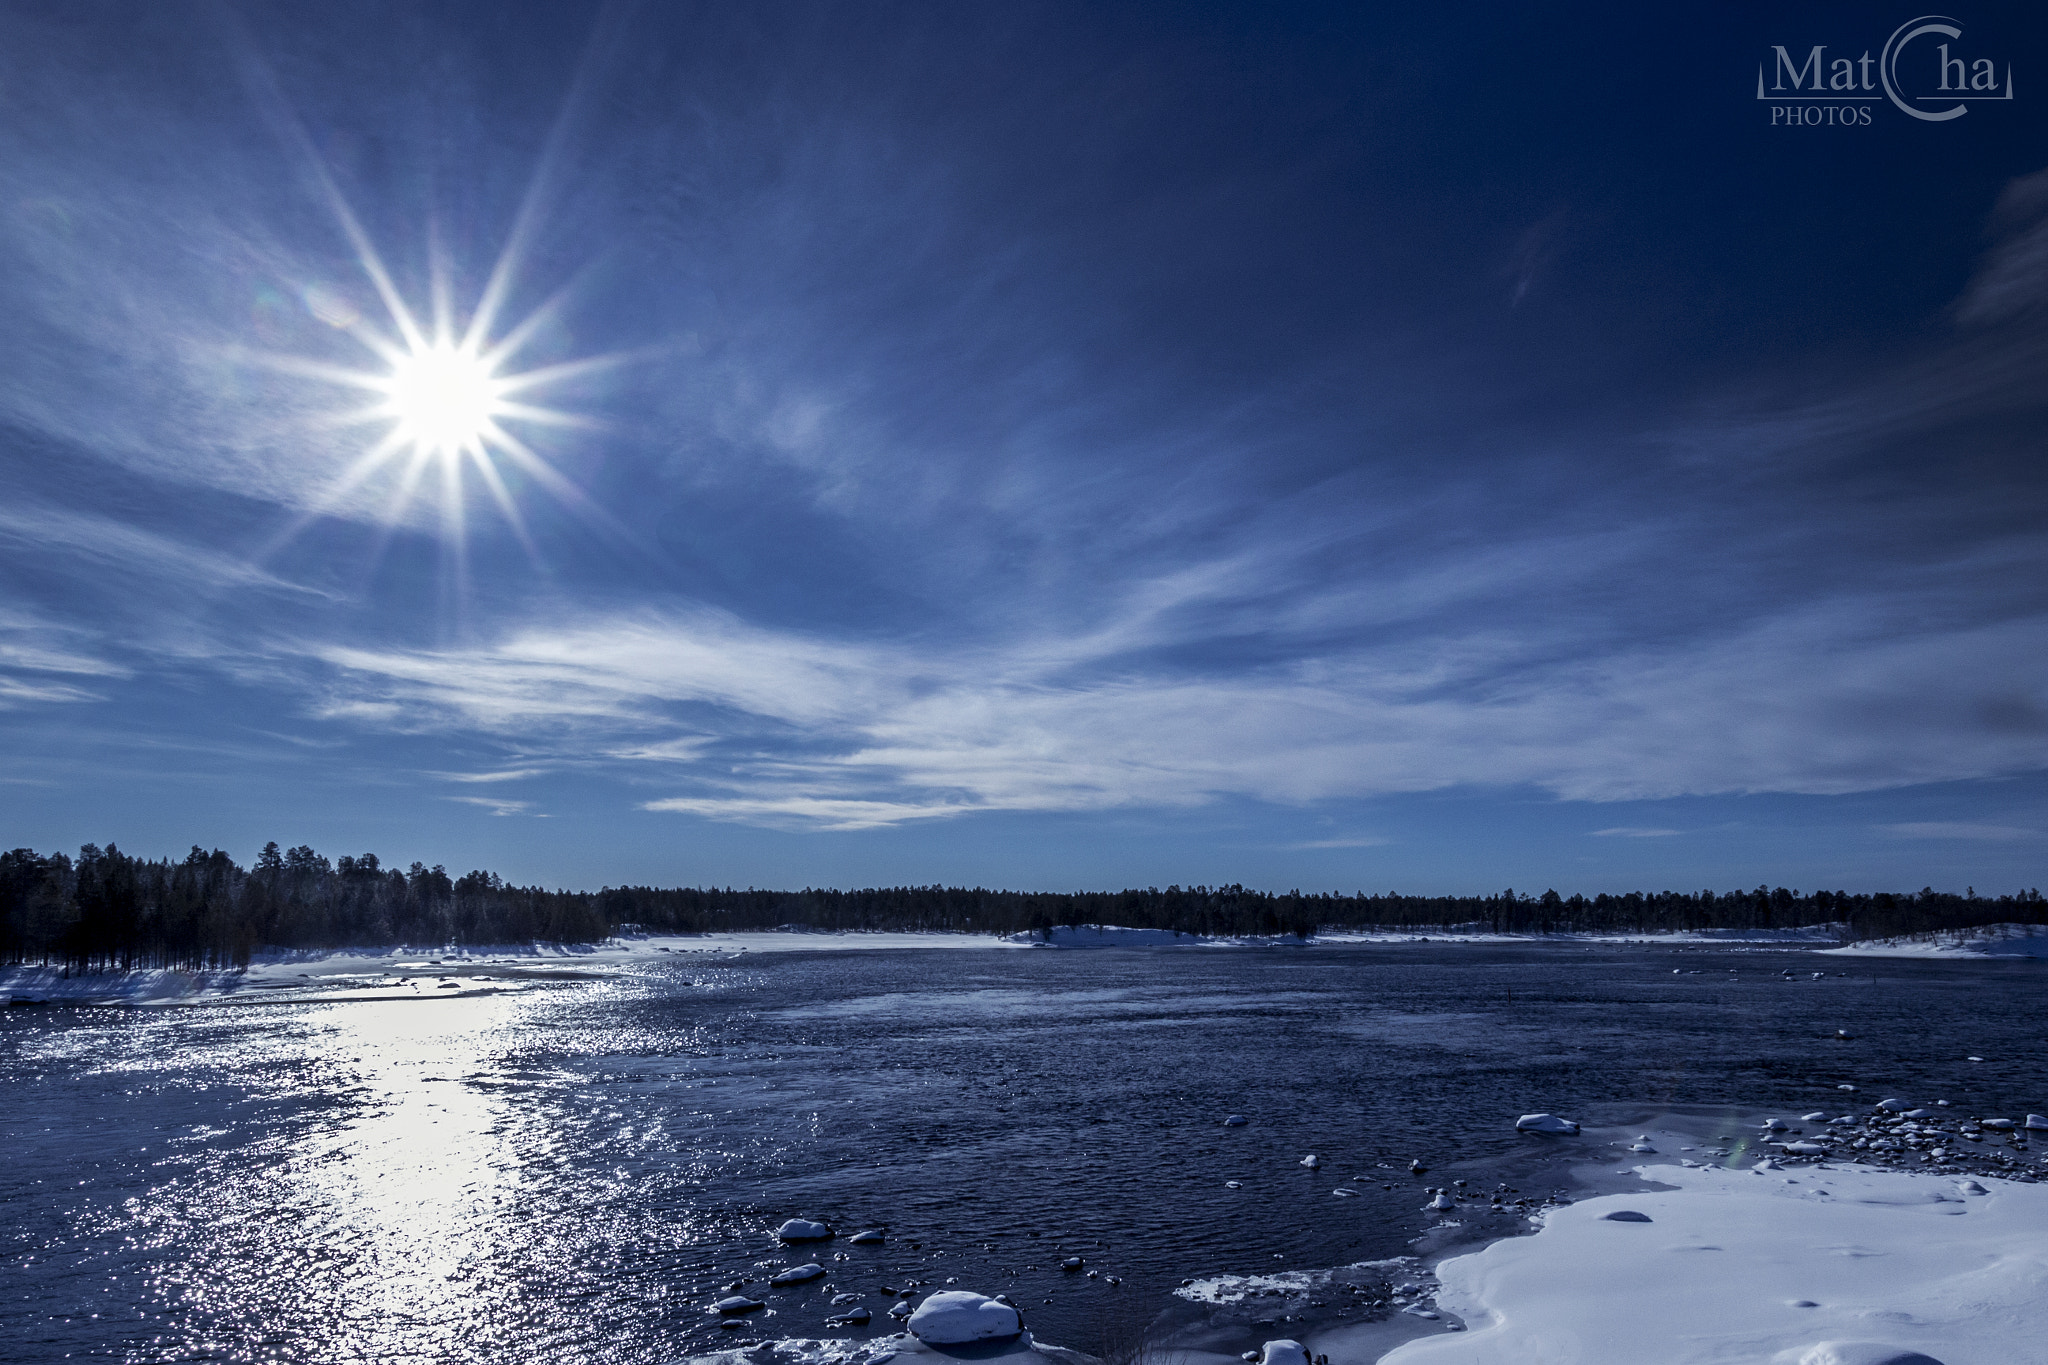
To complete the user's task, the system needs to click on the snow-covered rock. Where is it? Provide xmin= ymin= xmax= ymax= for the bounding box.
xmin=1979 ymin=1118 xmax=2014 ymax=1130
xmin=2025 ymin=1114 xmax=2048 ymax=1131
xmin=777 ymin=1219 xmax=834 ymax=1242
xmin=907 ymin=1291 xmax=1023 ymax=1344
xmin=1769 ymin=1345 xmax=1946 ymax=1365
xmin=1601 ymin=1210 xmax=1652 ymax=1222
xmin=1515 ymin=1113 xmax=1579 ymax=1134
xmin=848 ymin=1229 xmax=887 ymax=1245
xmin=1299 ymin=1154 xmax=1320 ymax=1169
xmin=715 ymin=1296 xmax=765 ymax=1313
xmin=1223 ymin=1114 xmax=1249 ymax=1126
xmin=771 ymin=1264 xmax=827 ymax=1285
xmin=1427 ymin=1192 xmax=1455 ymax=1210
xmin=1256 ymin=1340 xmax=1310 ymax=1365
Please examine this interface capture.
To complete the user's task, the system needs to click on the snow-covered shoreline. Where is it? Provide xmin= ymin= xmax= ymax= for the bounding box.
xmin=9 ymin=919 xmax=2045 ymax=1005
xmin=1374 ymin=1159 xmax=2048 ymax=1364
xmin=1821 ymin=921 xmax=2048 ymax=960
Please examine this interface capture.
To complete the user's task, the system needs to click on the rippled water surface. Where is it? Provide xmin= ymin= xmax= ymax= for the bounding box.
xmin=5 ymin=943 xmax=2044 ymax=1363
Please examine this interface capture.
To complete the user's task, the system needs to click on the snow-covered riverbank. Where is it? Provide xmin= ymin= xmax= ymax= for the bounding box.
xmin=1822 ymin=922 xmax=2048 ymax=960
xmin=1373 ymin=1159 xmax=2047 ymax=1365
xmin=0 ymin=930 xmax=1037 ymax=1004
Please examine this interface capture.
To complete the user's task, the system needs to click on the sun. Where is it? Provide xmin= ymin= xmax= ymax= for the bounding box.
xmin=381 ymin=341 xmax=507 ymax=458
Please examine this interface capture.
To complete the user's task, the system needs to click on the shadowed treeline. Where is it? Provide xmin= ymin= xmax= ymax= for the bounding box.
xmin=1 ymin=842 xmax=2042 ymax=972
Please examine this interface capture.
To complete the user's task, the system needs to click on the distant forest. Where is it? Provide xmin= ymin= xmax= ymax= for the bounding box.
xmin=1 ymin=842 xmax=2042 ymax=972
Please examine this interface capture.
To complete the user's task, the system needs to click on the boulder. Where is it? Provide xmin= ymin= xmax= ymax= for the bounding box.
xmin=770 ymin=1264 xmax=826 ymax=1285
xmin=2024 ymin=1114 xmax=2048 ymax=1131
xmin=1223 ymin=1114 xmax=1249 ymax=1127
xmin=907 ymin=1291 xmax=1024 ymax=1345
xmin=776 ymin=1219 xmax=834 ymax=1242
xmin=1777 ymin=1344 xmax=1946 ymax=1365
xmin=1516 ymin=1113 xmax=1580 ymax=1135
xmin=1257 ymin=1340 xmax=1310 ymax=1365
xmin=848 ymin=1229 xmax=887 ymax=1245
xmin=714 ymin=1296 xmax=765 ymax=1314
xmin=1601 ymin=1210 xmax=1653 ymax=1222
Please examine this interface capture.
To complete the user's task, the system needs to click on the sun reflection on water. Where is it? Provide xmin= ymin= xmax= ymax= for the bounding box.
xmin=282 ymin=994 xmax=530 ymax=1360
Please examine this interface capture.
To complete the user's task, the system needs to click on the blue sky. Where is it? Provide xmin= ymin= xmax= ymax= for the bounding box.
xmin=2 ymin=2 xmax=2045 ymax=893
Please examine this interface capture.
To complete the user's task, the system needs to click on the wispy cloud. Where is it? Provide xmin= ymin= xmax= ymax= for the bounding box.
xmin=445 ymin=795 xmax=545 ymax=817
xmin=434 ymin=767 xmax=547 ymax=784
xmin=1590 ymin=827 xmax=1681 ymax=838
xmin=0 ymin=501 xmax=319 ymax=597
xmin=292 ymin=570 xmax=2048 ymax=829
xmin=1880 ymin=822 xmax=2040 ymax=843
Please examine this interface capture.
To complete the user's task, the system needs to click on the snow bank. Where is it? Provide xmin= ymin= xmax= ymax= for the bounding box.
xmin=1376 ymin=1162 xmax=2048 ymax=1365
xmin=1822 ymin=923 xmax=2048 ymax=959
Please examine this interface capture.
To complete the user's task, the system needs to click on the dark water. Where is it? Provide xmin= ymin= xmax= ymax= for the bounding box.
xmin=4 ymin=943 xmax=2045 ymax=1364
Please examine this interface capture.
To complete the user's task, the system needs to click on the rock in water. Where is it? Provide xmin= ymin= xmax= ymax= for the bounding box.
xmin=1516 ymin=1113 xmax=1580 ymax=1135
xmin=714 ymin=1296 xmax=765 ymax=1314
xmin=1059 ymin=1257 xmax=1084 ymax=1271
xmin=1427 ymin=1192 xmax=1455 ymax=1210
xmin=1300 ymin=1154 xmax=1320 ymax=1169
xmin=1601 ymin=1210 xmax=1653 ymax=1222
xmin=2024 ymin=1114 xmax=2048 ymax=1131
xmin=770 ymin=1263 xmax=826 ymax=1285
xmin=1980 ymin=1118 xmax=2015 ymax=1130
xmin=907 ymin=1291 xmax=1024 ymax=1344
xmin=1256 ymin=1340 xmax=1310 ymax=1365
xmin=776 ymin=1219 xmax=833 ymax=1242
xmin=1223 ymin=1114 xmax=1249 ymax=1127
xmin=827 ymin=1308 xmax=872 ymax=1327
xmin=1408 ymin=1158 xmax=1428 ymax=1174
xmin=848 ymin=1229 xmax=887 ymax=1245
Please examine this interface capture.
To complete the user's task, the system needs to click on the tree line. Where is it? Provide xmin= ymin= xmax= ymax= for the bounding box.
xmin=1 ymin=841 xmax=2041 ymax=972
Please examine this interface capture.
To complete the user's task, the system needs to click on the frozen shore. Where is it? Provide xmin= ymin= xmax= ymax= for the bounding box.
xmin=0 ymin=930 xmax=1031 ymax=1004
xmin=1821 ymin=922 xmax=2048 ymax=960
xmin=1373 ymin=1159 xmax=2048 ymax=1365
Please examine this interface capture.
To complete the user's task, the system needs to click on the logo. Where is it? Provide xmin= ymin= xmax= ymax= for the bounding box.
xmin=1757 ymin=14 xmax=2015 ymax=126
